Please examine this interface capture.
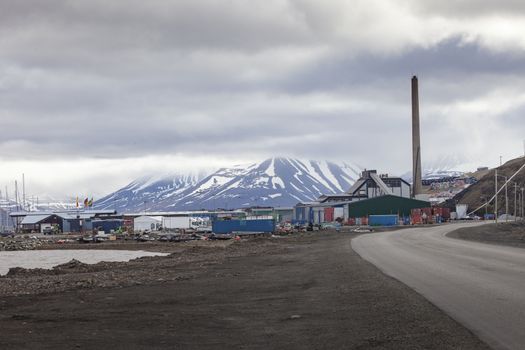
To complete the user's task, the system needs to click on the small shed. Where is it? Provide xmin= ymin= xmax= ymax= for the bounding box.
xmin=134 ymin=216 xmax=162 ymax=232
xmin=20 ymin=214 xmax=61 ymax=233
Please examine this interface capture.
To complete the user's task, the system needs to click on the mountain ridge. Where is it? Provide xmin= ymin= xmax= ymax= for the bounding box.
xmin=94 ymin=157 xmax=361 ymax=212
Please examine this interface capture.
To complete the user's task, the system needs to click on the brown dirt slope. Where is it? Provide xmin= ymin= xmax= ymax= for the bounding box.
xmin=448 ymin=222 xmax=525 ymax=248
xmin=0 ymin=232 xmax=489 ymax=349
xmin=449 ymin=157 xmax=525 ymax=215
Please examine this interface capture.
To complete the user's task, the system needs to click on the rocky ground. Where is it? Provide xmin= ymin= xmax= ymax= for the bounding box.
xmin=0 ymin=236 xmax=46 ymax=251
xmin=448 ymin=221 xmax=525 ymax=248
xmin=0 ymin=231 xmax=489 ymax=349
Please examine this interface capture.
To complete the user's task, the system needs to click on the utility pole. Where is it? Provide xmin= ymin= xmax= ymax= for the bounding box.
xmin=5 ymin=186 xmax=10 ymax=229
xmin=518 ymin=191 xmax=520 ymax=220
xmin=495 ymin=169 xmax=498 ymax=223
xmin=522 ymin=187 xmax=525 ymax=221
xmin=515 ymin=183 xmax=518 ymax=221
xmin=505 ymin=176 xmax=508 ymax=222
xmin=22 ymin=173 xmax=26 ymax=212
xmin=14 ymin=181 xmax=19 ymax=211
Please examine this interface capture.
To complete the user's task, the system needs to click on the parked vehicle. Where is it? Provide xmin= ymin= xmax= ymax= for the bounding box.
xmin=196 ymin=226 xmax=212 ymax=234
xmin=209 ymin=233 xmax=233 ymax=240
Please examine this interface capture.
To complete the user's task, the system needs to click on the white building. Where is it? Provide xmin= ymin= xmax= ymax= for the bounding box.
xmin=134 ymin=216 xmax=162 ymax=232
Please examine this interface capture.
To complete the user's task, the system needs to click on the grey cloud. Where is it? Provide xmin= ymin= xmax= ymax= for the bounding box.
xmin=405 ymin=0 xmax=525 ymax=18
xmin=281 ymin=39 xmax=525 ymax=96
xmin=1 ymin=1 xmax=525 ymax=197
xmin=0 ymin=0 xmax=314 ymax=57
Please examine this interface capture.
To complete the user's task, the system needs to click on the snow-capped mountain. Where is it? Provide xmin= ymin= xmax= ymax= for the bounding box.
xmin=95 ymin=158 xmax=361 ymax=212
xmin=401 ymin=157 xmax=472 ymax=183
xmin=93 ymin=172 xmax=206 ymax=213
xmin=404 ymin=154 xmax=495 ymax=183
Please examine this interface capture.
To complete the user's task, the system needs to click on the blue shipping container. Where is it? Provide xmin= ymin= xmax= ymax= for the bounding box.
xmin=212 ymin=219 xmax=275 ymax=234
xmin=368 ymin=215 xmax=399 ymax=226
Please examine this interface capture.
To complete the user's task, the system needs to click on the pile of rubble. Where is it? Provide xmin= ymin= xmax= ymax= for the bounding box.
xmin=0 ymin=237 xmax=44 ymax=251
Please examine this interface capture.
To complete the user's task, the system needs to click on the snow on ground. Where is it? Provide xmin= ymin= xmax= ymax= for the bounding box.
xmin=294 ymin=173 xmax=305 ymax=184
xmin=317 ymin=161 xmax=343 ymax=192
xmin=192 ymin=176 xmax=231 ymax=193
xmin=254 ymin=177 xmax=270 ymax=186
xmin=265 ymin=158 xmax=276 ymax=177
xmin=272 ymin=176 xmax=285 ymax=189
xmin=296 ymin=160 xmax=333 ymax=191
xmin=290 ymin=182 xmax=305 ymax=193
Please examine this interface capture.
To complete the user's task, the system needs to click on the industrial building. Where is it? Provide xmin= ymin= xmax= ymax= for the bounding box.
xmin=0 ymin=207 xmax=14 ymax=231
xmin=133 ymin=216 xmax=162 ymax=232
xmin=317 ymin=169 xmax=411 ymax=204
xmin=346 ymin=170 xmax=411 ymax=199
xmin=346 ymin=195 xmax=430 ymax=217
xmin=294 ymin=195 xmax=430 ymax=225
xmin=10 ymin=210 xmax=117 ymax=233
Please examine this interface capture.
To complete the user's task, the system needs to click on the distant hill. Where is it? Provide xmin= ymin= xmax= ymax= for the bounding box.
xmin=450 ymin=157 xmax=525 ymax=215
xmin=94 ymin=157 xmax=361 ymax=213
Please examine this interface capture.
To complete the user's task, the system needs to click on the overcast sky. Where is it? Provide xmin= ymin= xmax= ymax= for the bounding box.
xmin=1 ymin=0 xmax=525 ymax=199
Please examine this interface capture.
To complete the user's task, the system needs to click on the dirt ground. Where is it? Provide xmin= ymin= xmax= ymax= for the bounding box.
xmin=0 ymin=232 xmax=489 ymax=349
xmin=448 ymin=221 xmax=525 ymax=248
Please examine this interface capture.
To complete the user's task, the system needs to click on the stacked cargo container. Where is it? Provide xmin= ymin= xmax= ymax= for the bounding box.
xmin=324 ymin=208 xmax=334 ymax=222
xmin=411 ymin=208 xmax=423 ymax=224
xmin=212 ymin=219 xmax=275 ymax=234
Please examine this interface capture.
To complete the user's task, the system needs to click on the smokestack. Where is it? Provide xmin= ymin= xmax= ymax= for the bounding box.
xmin=411 ymin=76 xmax=423 ymax=198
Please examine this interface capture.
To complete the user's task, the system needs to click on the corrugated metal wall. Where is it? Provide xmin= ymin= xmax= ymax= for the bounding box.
xmin=348 ymin=195 xmax=429 ymax=217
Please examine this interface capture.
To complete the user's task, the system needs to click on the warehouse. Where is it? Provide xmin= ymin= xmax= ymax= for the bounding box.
xmin=294 ymin=195 xmax=430 ymax=225
xmin=346 ymin=195 xmax=430 ymax=218
xmin=294 ymin=202 xmax=348 ymax=224
xmin=11 ymin=209 xmax=117 ymax=233
xmin=133 ymin=216 xmax=162 ymax=232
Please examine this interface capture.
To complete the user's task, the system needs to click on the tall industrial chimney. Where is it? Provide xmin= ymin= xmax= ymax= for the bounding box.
xmin=411 ymin=76 xmax=423 ymax=198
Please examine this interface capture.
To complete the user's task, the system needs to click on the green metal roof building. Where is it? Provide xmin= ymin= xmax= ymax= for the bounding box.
xmin=347 ymin=195 xmax=430 ymax=217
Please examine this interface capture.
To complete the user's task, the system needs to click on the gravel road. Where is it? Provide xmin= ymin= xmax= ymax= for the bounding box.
xmin=353 ymin=222 xmax=525 ymax=350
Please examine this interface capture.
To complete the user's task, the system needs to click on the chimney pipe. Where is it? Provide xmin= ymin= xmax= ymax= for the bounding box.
xmin=411 ymin=76 xmax=423 ymax=198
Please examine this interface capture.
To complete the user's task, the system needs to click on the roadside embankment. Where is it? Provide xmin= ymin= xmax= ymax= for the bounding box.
xmin=447 ymin=221 xmax=525 ymax=248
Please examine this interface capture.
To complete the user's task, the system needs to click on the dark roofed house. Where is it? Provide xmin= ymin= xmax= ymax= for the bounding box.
xmin=318 ymin=193 xmax=354 ymax=203
xmin=346 ymin=170 xmax=411 ymax=199
xmin=317 ymin=169 xmax=411 ymax=204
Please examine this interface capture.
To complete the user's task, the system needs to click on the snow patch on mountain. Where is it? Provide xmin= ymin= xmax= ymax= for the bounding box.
xmin=95 ymin=157 xmax=362 ymax=212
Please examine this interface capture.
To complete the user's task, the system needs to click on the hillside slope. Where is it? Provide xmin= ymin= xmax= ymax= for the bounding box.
xmin=451 ymin=157 xmax=525 ymax=215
